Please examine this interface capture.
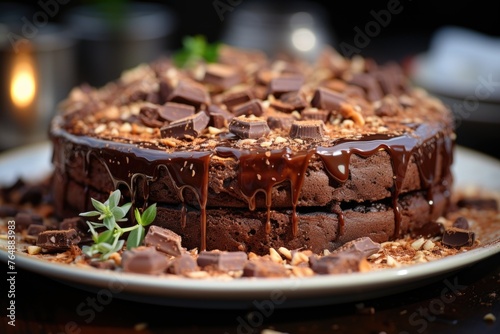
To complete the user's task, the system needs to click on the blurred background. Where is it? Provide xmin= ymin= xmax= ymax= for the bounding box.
xmin=1 ymin=0 xmax=499 ymax=159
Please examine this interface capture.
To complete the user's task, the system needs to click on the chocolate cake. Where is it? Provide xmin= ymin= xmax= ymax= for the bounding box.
xmin=49 ymin=45 xmax=455 ymax=255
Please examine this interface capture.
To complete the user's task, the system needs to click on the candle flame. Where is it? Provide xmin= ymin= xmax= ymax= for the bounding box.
xmin=10 ymin=54 xmax=36 ymax=109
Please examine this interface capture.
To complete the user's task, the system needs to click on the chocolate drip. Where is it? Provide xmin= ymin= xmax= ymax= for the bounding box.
xmin=216 ymin=147 xmax=313 ymax=236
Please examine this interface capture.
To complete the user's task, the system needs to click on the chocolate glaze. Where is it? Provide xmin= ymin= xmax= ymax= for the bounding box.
xmin=51 ymin=116 xmax=453 ymax=250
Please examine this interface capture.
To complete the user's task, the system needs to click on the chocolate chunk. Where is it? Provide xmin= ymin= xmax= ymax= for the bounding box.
xmin=332 ymin=237 xmax=381 ymax=258
xmin=14 ymin=212 xmax=43 ymax=232
xmin=158 ymin=102 xmax=195 ymax=122
xmin=0 ymin=205 xmax=18 ymax=218
xmin=168 ymin=80 xmax=210 ymax=108
xmin=122 ymin=247 xmax=169 ymax=275
xmin=267 ymin=113 xmax=295 ymax=131
xmin=146 ymin=91 xmax=161 ymax=104
xmin=289 ymin=120 xmax=324 ymax=139
xmin=270 ymin=99 xmax=296 ymax=113
xmin=139 ymin=106 xmax=164 ymax=128
xmin=168 ymin=253 xmax=198 ymax=275
xmin=310 ymin=87 xmax=346 ymax=111
xmin=349 ymin=73 xmax=383 ymax=101
xmin=197 ymin=251 xmax=248 ymax=271
xmin=411 ymin=221 xmax=445 ymax=238
xmin=452 ymin=216 xmax=469 ymax=230
xmin=442 ymin=228 xmax=475 ymax=248
xmin=268 ymin=75 xmax=304 ymax=97
xmin=243 ymin=259 xmax=288 ymax=278
xmin=27 ymin=224 xmax=47 ymax=236
xmin=222 ymin=90 xmax=254 ymax=111
xmin=233 ymin=99 xmax=264 ymax=117
xmin=301 ymin=108 xmax=330 ymax=122
xmin=457 ymin=198 xmax=498 ymax=211
xmin=229 ymin=116 xmax=270 ymax=139
xmin=203 ymin=63 xmax=241 ymax=90
xmin=36 ymin=229 xmax=81 ymax=251
xmin=279 ymin=91 xmax=307 ymax=110
xmin=159 ymin=79 xmax=173 ymax=104
xmin=309 ymin=253 xmax=368 ymax=274
xmin=144 ymin=225 xmax=183 ymax=257
xmin=59 ymin=217 xmax=92 ymax=243
xmin=208 ymin=104 xmax=233 ymax=128
xmin=160 ymin=111 xmax=210 ymax=139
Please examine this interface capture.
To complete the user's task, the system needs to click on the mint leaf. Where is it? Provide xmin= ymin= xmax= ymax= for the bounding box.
xmin=174 ymin=35 xmax=220 ymax=68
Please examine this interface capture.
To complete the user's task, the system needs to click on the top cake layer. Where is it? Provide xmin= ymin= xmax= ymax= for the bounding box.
xmin=50 ymin=44 xmax=455 ymax=252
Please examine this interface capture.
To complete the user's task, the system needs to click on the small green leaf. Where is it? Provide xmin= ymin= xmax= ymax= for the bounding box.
xmin=91 ymin=198 xmax=107 ymax=213
xmin=140 ymin=203 xmax=157 ymax=226
xmin=126 ymin=226 xmax=145 ymax=250
xmin=96 ymin=229 xmax=114 ymax=244
xmin=134 ymin=208 xmax=142 ymax=226
xmin=79 ymin=210 xmax=101 ymax=217
xmin=119 ymin=202 xmax=132 ymax=216
xmin=102 ymin=216 xmax=116 ymax=230
xmin=204 ymin=42 xmax=220 ymax=63
xmin=108 ymin=189 xmax=121 ymax=208
xmin=111 ymin=206 xmax=127 ymax=221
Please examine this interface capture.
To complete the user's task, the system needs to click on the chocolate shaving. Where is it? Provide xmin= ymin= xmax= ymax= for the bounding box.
xmin=229 ymin=116 xmax=270 ymax=139
xmin=160 ymin=111 xmax=210 ymax=139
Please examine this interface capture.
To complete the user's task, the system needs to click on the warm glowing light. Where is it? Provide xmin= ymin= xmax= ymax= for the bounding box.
xmin=10 ymin=55 xmax=36 ymax=109
xmin=291 ymin=28 xmax=316 ymax=52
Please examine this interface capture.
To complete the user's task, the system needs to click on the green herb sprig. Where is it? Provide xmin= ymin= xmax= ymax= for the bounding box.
xmin=79 ymin=189 xmax=157 ymax=260
xmin=174 ymin=35 xmax=220 ymax=68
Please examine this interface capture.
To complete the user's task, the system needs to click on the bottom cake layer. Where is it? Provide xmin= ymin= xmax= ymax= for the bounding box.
xmin=53 ymin=172 xmax=450 ymax=255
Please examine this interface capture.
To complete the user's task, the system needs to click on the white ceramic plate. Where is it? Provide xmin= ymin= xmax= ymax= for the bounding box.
xmin=1 ymin=142 xmax=500 ymax=308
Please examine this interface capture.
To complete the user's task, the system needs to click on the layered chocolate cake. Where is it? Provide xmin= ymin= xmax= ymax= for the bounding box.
xmin=49 ymin=45 xmax=455 ymax=255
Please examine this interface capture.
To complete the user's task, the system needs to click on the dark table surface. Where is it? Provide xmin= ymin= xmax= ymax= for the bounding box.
xmin=2 ymin=252 xmax=499 ymax=334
